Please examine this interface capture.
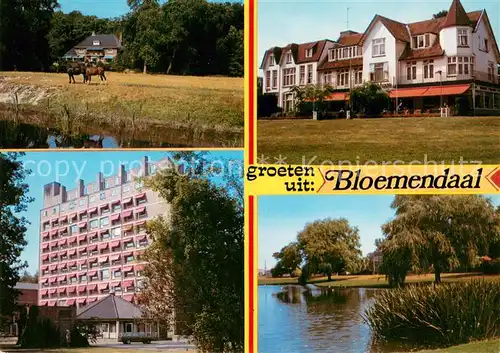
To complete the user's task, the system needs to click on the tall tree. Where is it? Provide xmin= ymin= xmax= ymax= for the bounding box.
xmin=0 ymin=153 xmax=32 ymax=326
xmin=19 ymin=270 xmax=39 ymax=284
xmin=141 ymin=153 xmax=243 ymax=352
xmin=380 ymin=195 xmax=499 ymax=286
xmin=298 ymin=218 xmax=362 ymax=281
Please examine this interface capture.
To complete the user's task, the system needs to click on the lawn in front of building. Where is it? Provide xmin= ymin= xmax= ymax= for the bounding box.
xmin=257 ymin=116 xmax=500 ymax=164
xmin=414 ymin=339 xmax=500 ymax=353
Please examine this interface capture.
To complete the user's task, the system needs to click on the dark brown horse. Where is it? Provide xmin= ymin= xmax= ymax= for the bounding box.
xmin=67 ymin=62 xmax=86 ymax=84
xmin=85 ymin=65 xmax=107 ymax=84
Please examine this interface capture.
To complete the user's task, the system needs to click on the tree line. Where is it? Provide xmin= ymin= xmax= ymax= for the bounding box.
xmin=272 ymin=195 xmax=500 ymax=287
xmin=0 ymin=0 xmax=243 ymax=76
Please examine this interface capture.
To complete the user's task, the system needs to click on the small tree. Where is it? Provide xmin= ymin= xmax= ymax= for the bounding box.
xmin=290 ymin=84 xmax=335 ymax=116
xmin=350 ymin=82 xmax=390 ymax=117
xmin=433 ymin=10 xmax=448 ymax=19
xmin=272 ymin=242 xmax=302 ymax=277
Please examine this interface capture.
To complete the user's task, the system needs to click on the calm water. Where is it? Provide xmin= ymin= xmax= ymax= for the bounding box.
xmin=258 ymin=285 xmax=429 ymax=353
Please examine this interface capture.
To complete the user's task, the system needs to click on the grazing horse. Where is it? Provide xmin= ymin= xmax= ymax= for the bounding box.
xmin=67 ymin=62 xmax=86 ymax=84
xmin=85 ymin=65 xmax=107 ymax=84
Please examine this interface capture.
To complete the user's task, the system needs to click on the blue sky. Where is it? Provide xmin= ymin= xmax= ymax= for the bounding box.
xmin=258 ymin=194 xmax=500 ymax=270
xmin=258 ymin=0 xmax=500 ymax=68
xmin=16 ymin=151 xmax=243 ymax=274
xmin=58 ymin=0 xmax=242 ymax=18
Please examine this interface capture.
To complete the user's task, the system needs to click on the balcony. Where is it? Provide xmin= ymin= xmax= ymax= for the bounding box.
xmin=320 ymin=80 xmax=364 ymax=90
xmin=398 ymin=70 xmax=498 ymax=85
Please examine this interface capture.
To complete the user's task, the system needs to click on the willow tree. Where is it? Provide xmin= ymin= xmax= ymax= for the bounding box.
xmin=298 ymin=218 xmax=362 ymax=281
xmin=380 ymin=195 xmax=499 ymax=286
xmin=141 ymin=152 xmax=243 ymax=353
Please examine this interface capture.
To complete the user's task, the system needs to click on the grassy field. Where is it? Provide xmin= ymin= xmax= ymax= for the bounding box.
xmin=258 ymin=272 xmax=500 ymax=287
xmin=258 ymin=117 xmax=500 ymax=164
xmin=0 ymin=71 xmax=243 ymax=142
xmin=414 ymin=339 xmax=500 ymax=353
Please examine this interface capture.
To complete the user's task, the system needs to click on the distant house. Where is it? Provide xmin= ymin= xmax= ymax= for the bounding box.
xmin=2 ymin=282 xmax=38 ymax=336
xmin=63 ymin=32 xmax=122 ymax=63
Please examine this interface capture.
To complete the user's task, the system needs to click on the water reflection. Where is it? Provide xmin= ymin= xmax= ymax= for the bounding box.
xmin=0 ymin=118 xmax=242 ymax=148
xmin=259 ymin=285 xmax=434 ymax=353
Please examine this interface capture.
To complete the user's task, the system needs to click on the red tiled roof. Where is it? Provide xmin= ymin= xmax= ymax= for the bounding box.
xmin=408 ymin=17 xmax=445 ymax=35
xmin=337 ymin=33 xmax=363 ymax=46
xmin=379 ymin=16 xmax=410 ymax=42
xmin=399 ymin=41 xmax=444 ymax=60
xmin=295 ymin=40 xmax=331 ymax=64
xmin=318 ymin=57 xmax=363 ymax=71
xmin=442 ymin=0 xmax=471 ymax=28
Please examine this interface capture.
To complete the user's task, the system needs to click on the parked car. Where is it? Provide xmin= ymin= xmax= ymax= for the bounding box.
xmin=120 ymin=332 xmax=154 ymax=344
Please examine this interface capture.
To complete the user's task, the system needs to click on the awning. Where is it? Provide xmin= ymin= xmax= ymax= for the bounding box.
xmin=58 ymin=287 xmax=66 ymax=293
xmin=40 ymin=289 xmax=48 ymax=295
xmin=58 ymin=250 xmax=67 ymax=257
xmin=325 ymin=92 xmax=349 ymax=101
xmin=68 ymin=236 xmax=77 ymax=244
xmin=110 ymin=214 xmax=120 ymax=221
xmin=78 ymin=222 xmax=87 ymax=228
xmin=122 ymin=280 xmax=134 ymax=288
xmin=134 ymin=250 xmax=144 ymax=257
xmin=110 ymin=240 xmax=121 ymax=248
xmin=122 ymin=251 xmax=133 ymax=257
xmin=121 ymin=210 xmax=133 ymax=218
xmin=134 ymin=193 xmax=146 ymax=199
xmin=98 ymin=283 xmax=109 ymax=290
xmin=57 ymin=263 xmax=67 ymax=269
xmin=88 ymin=207 xmax=97 ymax=213
xmin=122 ymin=198 xmax=132 ymax=205
xmin=78 ymin=271 xmax=87 ymax=277
xmin=58 ymin=239 xmax=67 ymax=246
xmin=67 ymin=286 xmax=76 ymax=293
xmin=68 ymin=249 xmax=76 ymax=256
xmin=135 ymin=220 xmax=146 ymax=227
xmin=50 ymin=230 xmax=58 ymax=236
xmin=78 ymin=247 xmax=86 ymax=253
xmin=99 ymin=256 xmax=108 ymax=263
xmin=89 ymin=231 xmax=98 ymax=238
xmin=388 ymin=84 xmax=470 ymax=98
xmin=42 ymin=243 xmax=49 ymax=250
xmin=58 ymin=228 xmax=68 ymax=234
xmin=57 ymin=275 xmax=66 ymax=281
xmin=67 ymin=299 xmax=76 ymax=305
xmin=87 ymin=284 xmax=97 ymax=291
xmin=49 ymin=277 xmax=57 ymax=283
xmin=110 ymin=254 xmax=121 ymax=261
xmin=50 ymin=218 xmax=58 ymax=224
xmin=88 ymin=297 xmax=97 ymax=303
xmin=59 ymin=215 xmax=67 ymax=222
xmin=49 ymin=264 xmax=57 ymax=270
xmin=77 ymin=298 xmax=86 ymax=304
xmin=41 ymin=231 xmax=49 ymax=237
xmin=78 ymin=259 xmax=87 ymax=265
xmin=78 ymin=210 xmax=87 ymax=215
xmin=41 ymin=265 xmax=48 ymax=271
xmin=98 ymin=243 xmax=109 ymax=250
xmin=50 ymin=253 xmax=58 ymax=258
xmin=87 ymin=245 xmax=97 ymax=252
xmin=48 ymin=301 xmax=57 ymax=306
xmin=135 ymin=264 xmax=145 ymax=272
xmin=135 ymin=235 xmax=146 ymax=242
xmin=100 ymin=203 xmax=109 ymax=209
xmin=41 ymin=278 xmax=48 ymax=283
xmin=88 ymin=257 xmax=97 ymax=263
xmin=135 ymin=206 xmax=146 ymax=214
xmin=69 ymin=213 xmax=77 ymax=219
xmin=78 ymin=234 xmax=87 ymax=241
xmin=111 ymin=281 xmax=121 ymax=287
xmin=77 ymin=285 xmax=87 ymax=292
xmin=68 ymin=261 xmax=76 ymax=267
xmin=122 ymin=266 xmax=133 ymax=272
xmin=40 ymin=301 xmax=48 ymax=306
xmin=111 ymin=200 xmax=121 ymax=205
xmin=49 ymin=289 xmax=57 ymax=294
xmin=123 ymin=294 xmax=134 ymax=302
xmin=42 ymin=254 xmax=49 ymax=260
xmin=122 ymin=225 xmax=133 ymax=232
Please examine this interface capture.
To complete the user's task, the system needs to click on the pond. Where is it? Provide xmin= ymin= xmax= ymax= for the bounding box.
xmin=258 ymin=285 xmax=430 ymax=353
xmin=0 ymin=116 xmax=242 ymax=148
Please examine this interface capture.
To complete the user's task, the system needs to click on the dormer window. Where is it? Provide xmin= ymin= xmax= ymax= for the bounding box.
xmin=286 ymin=52 xmax=292 ymax=64
xmin=305 ymin=48 xmax=313 ymax=58
xmin=92 ymin=40 xmax=100 ymax=46
xmin=457 ymin=29 xmax=468 ymax=47
xmin=412 ymin=34 xmax=430 ymax=49
xmin=268 ymin=54 xmax=274 ymax=66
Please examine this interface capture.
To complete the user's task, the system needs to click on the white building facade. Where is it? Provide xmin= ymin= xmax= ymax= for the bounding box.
xmin=261 ymin=0 xmax=500 ymax=114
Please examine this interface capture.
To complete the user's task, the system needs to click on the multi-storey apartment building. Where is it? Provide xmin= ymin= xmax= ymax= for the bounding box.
xmin=261 ymin=0 xmax=500 ymax=114
xmin=38 ymin=156 xmax=173 ymax=309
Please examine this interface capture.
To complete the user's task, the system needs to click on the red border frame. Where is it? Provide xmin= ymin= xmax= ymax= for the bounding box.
xmin=248 ymin=0 xmax=256 ymax=350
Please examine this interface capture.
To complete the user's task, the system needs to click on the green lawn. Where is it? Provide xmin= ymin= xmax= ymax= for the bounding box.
xmin=257 ymin=116 xmax=500 ymax=164
xmin=259 ymin=273 xmax=500 ymax=288
xmin=414 ymin=339 xmax=500 ymax=353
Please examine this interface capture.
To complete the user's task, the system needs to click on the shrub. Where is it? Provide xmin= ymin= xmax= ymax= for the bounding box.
xmin=481 ymin=258 xmax=500 ymax=274
xmin=350 ymin=82 xmax=390 ymax=117
xmin=365 ymin=280 xmax=500 ymax=347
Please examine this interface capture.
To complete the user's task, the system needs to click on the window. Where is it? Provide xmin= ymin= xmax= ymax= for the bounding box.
xmin=112 ymin=227 xmax=121 ymax=238
xmin=268 ymin=54 xmax=274 ymax=66
xmin=488 ymin=62 xmax=494 ymax=81
xmin=90 ymin=219 xmax=99 ymax=230
xmin=464 ymin=57 xmax=469 ymax=75
xmin=135 ymin=180 xmax=143 ymax=189
xmin=112 ymin=204 xmax=121 ymax=213
xmin=52 ymin=208 xmax=56 ymax=214
xmin=272 ymin=71 xmax=277 ymax=89
xmin=102 ymin=269 xmax=109 ymax=280
xmin=100 ymin=217 xmax=109 ymax=228
xmin=90 ymin=196 xmax=95 ymax=203
xmin=79 ymin=199 xmax=84 ymax=206
xmin=406 ymin=61 xmax=417 ymax=80
xmin=71 ymin=225 xmax=77 ymax=234
xmin=123 ymin=186 xmax=130 ymax=193
xmin=69 ymin=202 xmax=75 ymax=209
xmin=372 ymin=38 xmax=385 ymax=57
xmin=265 ymin=71 xmax=270 ymax=88
xmin=43 ymin=211 xmax=48 ymax=217
xmin=282 ymin=68 xmax=296 ymax=87
xmin=115 ymin=176 xmax=120 ymax=185
xmin=424 ymin=60 xmax=434 ymax=79
xmin=307 ymin=64 xmax=313 ymax=84
xmin=60 ymin=205 xmax=65 ymax=212
xmin=447 ymin=57 xmax=457 ymax=76
xmin=305 ymin=48 xmax=313 ymax=58
xmin=113 ymin=270 xmax=122 ymax=279
xmin=337 ymin=70 xmax=349 ymax=87
xmin=355 ymin=69 xmax=363 ymax=85
xmin=328 ymin=49 xmax=335 ymax=61
xmin=299 ymin=65 xmax=305 ymax=85
xmin=370 ymin=62 xmax=388 ymax=82
xmin=100 ymin=192 xmax=105 ymax=200
xmin=483 ymin=39 xmax=489 ymax=52
xmin=286 ymin=52 xmax=292 ymax=64
xmin=125 ymin=255 xmax=134 ymax=263
xmin=323 ymin=71 xmax=333 ymax=86
xmin=458 ymin=29 xmax=468 ymax=46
